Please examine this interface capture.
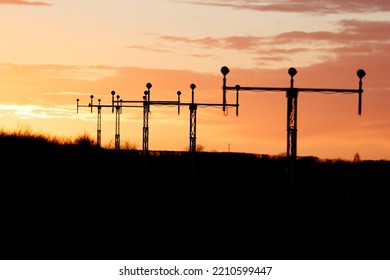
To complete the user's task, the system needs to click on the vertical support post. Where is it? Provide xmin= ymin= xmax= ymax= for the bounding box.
xmin=235 ymin=85 xmax=240 ymax=116
xmin=177 ymin=91 xmax=181 ymax=115
xmin=189 ymin=104 xmax=197 ymax=153
xmin=189 ymin=83 xmax=197 ymax=152
xmin=111 ymin=91 xmax=115 ymax=113
xmin=142 ymin=83 xmax=152 ymax=155
xmin=221 ymin=66 xmax=230 ymax=112
xmin=90 ymin=95 xmax=94 ymax=113
xmin=97 ymin=99 xmax=102 ymax=148
xmin=286 ymin=89 xmax=298 ymax=163
xmin=114 ymin=95 xmax=121 ymax=150
xmin=286 ymin=68 xmax=298 ymax=236
xmin=146 ymin=83 xmax=152 ymax=113
xmin=142 ymin=93 xmax=149 ymax=155
xmin=357 ymin=69 xmax=366 ymax=115
xmin=286 ymin=67 xmax=298 ymax=187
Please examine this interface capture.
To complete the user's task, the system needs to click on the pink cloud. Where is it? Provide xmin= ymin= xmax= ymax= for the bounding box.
xmin=160 ymin=35 xmax=222 ymax=48
xmin=223 ymin=36 xmax=263 ymax=50
xmin=176 ymin=0 xmax=390 ymax=14
xmin=258 ymin=48 xmax=308 ymax=55
xmin=126 ymin=45 xmax=172 ymax=53
xmin=126 ymin=41 xmax=217 ymax=59
xmin=251 ymin=47 xmax=307 ymax=65
xmin=0 ymin=0 xmax=50 ymax=5
xmin=154 ymin=20 xmax=389 ymax=66
xmin=273 ymin=20 xmax=390 ymax=44
xmin=340 ymin=19 xmax=390 ymax=40
xmin=254 ymin=55 xmax=291 ymax=62
xmin=156 ymin=20 xmax=390 ymax=49
xmin=270 ymin=20 xmax=390 ymax=65
xmin=159 ymin=35 xmax=263 ymax=50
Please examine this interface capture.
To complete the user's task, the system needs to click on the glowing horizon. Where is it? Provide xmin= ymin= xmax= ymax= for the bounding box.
xmin=1 ymin=0 xmax=389 ymax=160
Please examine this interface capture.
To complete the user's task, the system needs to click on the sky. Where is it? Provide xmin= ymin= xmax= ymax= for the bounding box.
xmin=0 ymin=0 xmax=389 ymax=160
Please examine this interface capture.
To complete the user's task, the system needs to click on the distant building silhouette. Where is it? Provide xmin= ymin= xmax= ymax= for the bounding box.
xmin=353 ymin=152 xmax=361 ymax=162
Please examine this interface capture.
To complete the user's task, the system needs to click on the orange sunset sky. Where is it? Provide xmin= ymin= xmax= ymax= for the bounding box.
xmin=0 ymin=0 xmax=389 ymax=160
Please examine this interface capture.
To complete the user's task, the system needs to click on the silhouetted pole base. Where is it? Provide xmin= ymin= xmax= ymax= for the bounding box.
xmin=285 ymin=158 xmax=296 ymax=241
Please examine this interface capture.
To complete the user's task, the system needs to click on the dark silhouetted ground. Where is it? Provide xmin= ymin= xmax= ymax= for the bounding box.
xmin=1 ymin=135 xmax=389 ymax=260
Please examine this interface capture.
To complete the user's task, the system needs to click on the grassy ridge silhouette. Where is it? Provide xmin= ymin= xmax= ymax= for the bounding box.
xmin=0 ymin=128 xmax=389 ymax=260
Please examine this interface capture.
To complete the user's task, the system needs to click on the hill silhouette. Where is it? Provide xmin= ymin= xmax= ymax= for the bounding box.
xmin=1 ymin=132 xmax=389 ymax=260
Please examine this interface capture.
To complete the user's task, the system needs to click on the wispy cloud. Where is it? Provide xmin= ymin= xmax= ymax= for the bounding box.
xmin=151 ymin=19 xmax=389 ymax=68
xmin=175 ymin=0 xmax=390 ymax=14
xmin=160 ymin=35 xmax=222 ymax=48
xmin=258 ymin=48 xmax=308 ymax=55
xmin=42 ymin=91 xmax=92 ymax=97
xmin=0 ymin=104 xmax=72 ymax=119
xmin=0 ymin=64 xmax=121 ymax=107
xmin=0 ymin=0 xmax=50 ymax=6
xmin=274 ymin=20 xmax=390 ymax=43
xmin=157 ymin=35 xmax=260 ymax=50
xmin=126 ymin=45 xmax=172 ymax=54
xmin=1 ymin=63 xmax=119 ymax=82
xmin=126 ymin=40 xmax=218 ymax=61
xmin=40 ymin=65 xmax=119 ymax=81
xmin=158 ymin=20 xmax=390 ymax=49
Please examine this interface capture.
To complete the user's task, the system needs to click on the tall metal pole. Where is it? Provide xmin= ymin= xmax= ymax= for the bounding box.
xmin=142 ymin=83 xmax=152 ymax=154
xmin=90 ymin=95 xmax=94 ymax=113
xmin=142 ymin=92 xmax=149 ymax=154
xmin=111 ymin=91 xmax=116 ymax=113
xmin=357 ymin=69 xmax=366 ymax=115
xmin=146 ymin=82 xmax=152 ymax=113
xmin=97 ymin=99 xmax=102 ymax=148
xmin=286 ymin=68 xmax=298 ymax=169
xmin=114 ymin=95 xmax=121 ymax=150
xmin=221 ymin=66 xmax=229 ymax=112
xmin=177 ymin=91 xmax=182 ymax=115
xmin=189 ymin=83 xmax=197 ymax=152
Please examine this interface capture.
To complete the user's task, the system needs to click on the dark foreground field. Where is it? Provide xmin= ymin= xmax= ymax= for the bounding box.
xmin=1 ymin=135 xmax=389 ymax=260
